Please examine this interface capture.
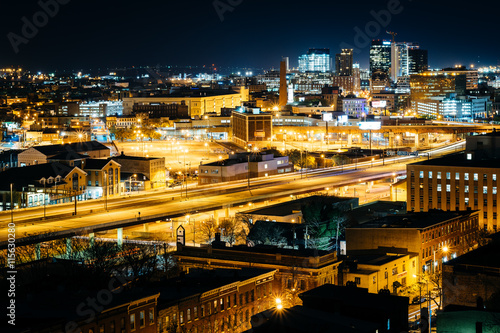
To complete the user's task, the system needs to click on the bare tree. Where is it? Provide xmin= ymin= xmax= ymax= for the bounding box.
xmin=219 ymin=217 xmax=247 ymax=246
xmin=199 ymin=218 xmax=218 ymax=244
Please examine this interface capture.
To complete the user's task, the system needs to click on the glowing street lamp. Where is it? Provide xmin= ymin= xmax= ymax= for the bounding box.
xmin=275 ymin=298 xmax=283 ymax=310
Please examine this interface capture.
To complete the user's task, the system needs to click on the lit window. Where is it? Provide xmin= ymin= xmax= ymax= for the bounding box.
xmin=484 ymin=186 xmax=488 ymax=194
xmin=474 ymin=174 xmax=479 ymax=181
xmin=467 ymin=153 xmax=472 ymax=160
xmin=465 ymin=173 xmax=469 ymax=181
xmin=465 ymin=198 xmax=469 ymax=205
xmin=130 ymin=314 xmax=136 ymax=330
xmin=420 ymin=171 xmax=424 ymax=179
xmin=446 ymin=172 xmax=451 ymax=180
xmin=494 ymin=174 xmax=497 ymax=181
xmin=437 ymin=184 xmax=442 ymax=192
xmin=264 ymin=164 xmax=268 ymax=169
xmin=437 ymin=172 xmax=442 ymax=179
xmin=494 ymin=187 xmax=498 ymax=195
xmin=446 ymin=184 xmax=451 ymax=192
xmin=455 ymin=173 xmax=460 ymax=180
xmin=465 ymin=185 xmax=469 ymax=193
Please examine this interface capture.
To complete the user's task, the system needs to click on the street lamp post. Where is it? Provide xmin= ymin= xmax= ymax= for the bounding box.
xmin=184 ymin=149 xmax=189 ymax=199
xmin=104 ymin=172 xmax=108 ymax=210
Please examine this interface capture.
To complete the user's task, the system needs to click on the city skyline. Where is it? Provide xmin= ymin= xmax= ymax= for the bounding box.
xmin=1 ymin=0 xmax=499 ymax=71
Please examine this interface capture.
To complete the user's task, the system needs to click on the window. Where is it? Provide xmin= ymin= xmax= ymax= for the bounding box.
xmin=465 ymin=185 xmax=469 ymax=193
xmin=465 ymin=173 xmax=469 ymax=181
xmin=494 ymin=174 xmax=497 ymax=181
xmin=251 ymin=290 xmax=255 ymax=302
xmin=194 ymin=306 xmax=198 ymax=319
xmin=384 ymin=271 xmax=388 ymax=279
xmin=187 ymin=309 xmax=191 ymax=321
xmin=484 ymin=212 xmax=488 ymax=219
xmin=180 ymin=311 xmax=184 ymax=324
xmin=211 ymin=169 xmax=219 ymax=174
xmin=437 ymin=172 xmax=442 ymax=179
xmin=420 ymin=171 xmax=424 ymax=179
xmin=494 ymin=212 xmax=498 ymax=220
xmin=437 ymin=184 xmax=442 ymax=192
xmin=392 ymin=267 xmax=398 ymax=276
xmin=494 ymin=187 xmax=498 ymax=195
xmin=484 ymin=186 xmax=488 ymax=194
xmin=149 ymin=309 xmax=154 ymax=325
xmin=201 ymin=305 xmax=205 ymax=317
xmin=484 ymin=174 xmax=488 ymax=180
xmin=446 ymin=184 xmax=451 ymax=192
xmin=474 ymin=173 xmax=479 ymax=181
xmin=140 ymin=311 xmax=145 ymax=327
xmin=446 ymin=172 xmax=451 ymax=180
xmin=467 ymin=153 xmax=472 ymax=160
xmin=220 ymin=298 xmax=224 ymax=311
xmin=429 ymin=171 xmax=433 ymax=179
xmin=130 ymin=314 xmax=136 ymax=331
xmin=455 ymin=173 xmax=460 ymax=180
xmin=355 ymin=277 xmax=361 ymax=285
xmin=264 ymin=164 xmax=268 ymax=169
xmin=214 ymin=300 xmax=218 ymax=313
xmin=373 ymin=276 xmax=376 ymax=284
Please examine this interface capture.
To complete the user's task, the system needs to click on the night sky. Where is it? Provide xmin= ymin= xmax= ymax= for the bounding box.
xmin=2 ymin=0 xmax=499 ymax=72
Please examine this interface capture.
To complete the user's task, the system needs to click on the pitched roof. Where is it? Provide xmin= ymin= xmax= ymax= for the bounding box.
xmin=28 ymin=141 xmax=109 ymax=157
xmin=83 ymin=159 xmax=119 ymax=170
xmin=0 ymin=162 xmax=85 ymax=191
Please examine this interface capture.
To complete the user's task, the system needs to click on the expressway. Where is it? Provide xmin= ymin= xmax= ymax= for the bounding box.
xmin=0 ymin=141 xmax=465 ymax=247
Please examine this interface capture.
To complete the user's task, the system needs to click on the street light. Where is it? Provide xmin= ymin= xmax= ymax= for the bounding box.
xmin=432 ymin=245 xmax=449 ymax=274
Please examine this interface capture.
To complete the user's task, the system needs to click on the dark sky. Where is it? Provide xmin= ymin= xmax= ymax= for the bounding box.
xmin=2 ymin=0 xmax=499 ymax=72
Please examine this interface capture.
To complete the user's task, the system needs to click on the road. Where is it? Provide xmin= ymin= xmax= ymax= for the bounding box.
xmin=0 ymin=140 xmax=465 ymax=247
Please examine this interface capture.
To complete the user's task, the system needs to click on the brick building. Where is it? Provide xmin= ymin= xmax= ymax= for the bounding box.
xmin=346 ymin=210 xmax=480 ymax=273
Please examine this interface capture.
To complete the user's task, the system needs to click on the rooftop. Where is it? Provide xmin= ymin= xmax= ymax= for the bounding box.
xmin=243 ymin=195 xmax=357 ymax=217
xmin=445 ymin=236 xmax=500 ymax=272
xmin=348 ymin=209 xmax=478 ymax=230
xmin=26 ymin=141 xmax=109 ymax=157
xmin=409 ymin=153 xmax=500 ymax=168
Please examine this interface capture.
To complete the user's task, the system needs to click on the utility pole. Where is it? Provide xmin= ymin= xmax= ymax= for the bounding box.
xmin=247 ymin=155 xmax=251 ymax=189
xmin=43 ymin=180 xmax=46 ymax=219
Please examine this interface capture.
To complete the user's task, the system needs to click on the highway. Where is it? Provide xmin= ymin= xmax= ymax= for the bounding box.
xmin=0 ymin=140 xmax=465 ymax=247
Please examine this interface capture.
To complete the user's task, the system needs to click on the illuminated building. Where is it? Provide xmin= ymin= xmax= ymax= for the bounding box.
xmin=369 ymin=40 xmax=391 ymax=74
xmin=335 ymin=49 xmax=353 ymax=76
xmin=407 ymin=132 xmax=500 ymax=231
xmin=410 ymin=72 xmax=467 ymax=100
xmin=346 ymin=210 xmax=480 ymax=272
xmin=342 ymin=98 xmax=368 ymax=117
xmin=132 ymin=102 xmax=189 ymax=119
xmin=232 ymin=107 xmax=272 ymax=147
xmin=298 ymin=48 xmax=331 ymax=73
xmin=79 ymin=101 xmax=123 ymax=117
xmin=353 ymin=63 xmax=361 ymax=92
xmin=123 ymin=89 xmax=246 ymax=118
xmin=411 ymin=94 xmax=489 ymax=121
xmin=331 ymin=75 xmax=355 ymax=94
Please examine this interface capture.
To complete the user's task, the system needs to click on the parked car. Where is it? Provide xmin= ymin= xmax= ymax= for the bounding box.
xmin=412 ymin=296 xmax=427 ymax=305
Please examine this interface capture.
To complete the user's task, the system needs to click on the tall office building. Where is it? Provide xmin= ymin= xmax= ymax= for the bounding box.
xmin=335 ymin=49 xmax=353 ymax=76
xmin=298 ymin=48 xmax=331 ymax=73
xmin=279 ymin=58 xmax=288 ymax=108
xmin=369 ymin=40 xmax=391 ymax=74
xmin=408 ymin=47 xmax=428 ymax=74
xmin=353 ymin=63 xmax=361 ymax=92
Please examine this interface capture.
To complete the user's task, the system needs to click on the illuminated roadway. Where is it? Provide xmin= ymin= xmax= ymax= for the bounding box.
xmin=0 ymin=141 xmax=465 ymax=247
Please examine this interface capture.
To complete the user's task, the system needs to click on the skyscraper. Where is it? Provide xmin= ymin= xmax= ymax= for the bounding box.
xmin=408 ymin=48 xmax=428 ymax=74
xmin=369 ymin=40 xmax=391 ymax=74
xmin=335 ymin=49 xmax=353 ymax=76
xmin=298 ymin=49 xmax=331 ymax=73
xmin=279 ymin=58 xmax=288 ymax=109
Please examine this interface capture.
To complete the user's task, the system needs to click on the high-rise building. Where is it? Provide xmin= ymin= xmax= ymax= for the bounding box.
xmin=353 ymin=63 xmax=361 ymax=92
xmin=279 ymin=58 xmax=288 ymax=108
xmin=408 ymin=47 xmax=428 ymax=74
xmin=298 ymin=48 xmax=331 ymax=73
xmin=335 ymin=49 xmax=353 ymax=76
xmin=369 ymin=40 xmax=391 ymax=74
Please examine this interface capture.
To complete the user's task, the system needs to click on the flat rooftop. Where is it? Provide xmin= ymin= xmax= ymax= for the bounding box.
xmin=349 ymin=209 xmax=478 ymax=230
xmin=242 ymin=196 xmax=357 ymax=217
xmin=410 ymin=152 xmax=500 ymax=168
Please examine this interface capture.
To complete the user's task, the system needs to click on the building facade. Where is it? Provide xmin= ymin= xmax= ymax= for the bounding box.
xmin=232 ymin=108 xmax=272 ymax=147
xmin=298 ymin=48 xmax=331 ymax=73
xmin=335 ymin=49 xmax=353 ymax=76
xmin=346 ymin=210 xmax=480 ymax=273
